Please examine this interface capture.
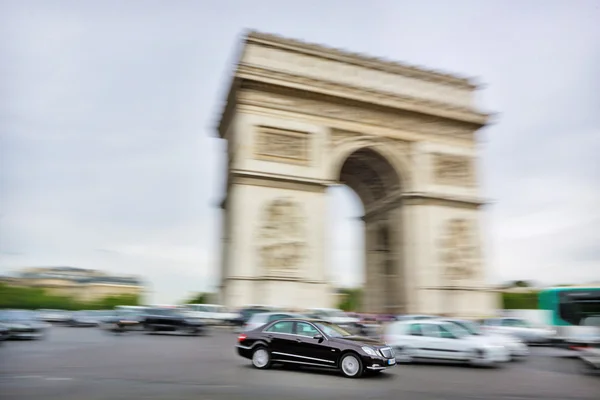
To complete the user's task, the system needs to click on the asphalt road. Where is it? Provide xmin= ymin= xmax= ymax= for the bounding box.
xmin=1 ymin=327 xmax=598 ymax=400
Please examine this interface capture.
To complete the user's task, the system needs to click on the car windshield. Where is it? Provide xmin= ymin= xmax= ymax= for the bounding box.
xmin=582 ymin=316 xmax=600 ymax=327
xmin=0 ymin=310 xmax=34 ymax=321
xmin=504 ymin=318 xmax=531 ymax=328
xmin=315 ymin=322 xmax=352 ymax=338
xmin=75 ymin=311 xmax=91 ymax=317
xmin=94 ymin=311 xmax=114 ymax=317
xmin=151 ymin=308 xmax=179 ymax=316
xmin=243 ymin=309 xmax=268 ymax=319
xmin=455 ymin=320 xmax=481 ymax=335
xmin=442 ymin=323 xmax=470 ymax=338
xmin=117 ymin=310 xmax=139 ymax=317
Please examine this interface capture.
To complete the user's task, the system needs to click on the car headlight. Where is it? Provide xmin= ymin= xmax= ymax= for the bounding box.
xmin=361 ymin=346 xmax=378 ymax=356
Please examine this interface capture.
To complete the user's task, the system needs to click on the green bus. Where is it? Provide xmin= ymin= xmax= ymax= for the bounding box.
xmin=538 ymin=287 xmax=600 ymax=345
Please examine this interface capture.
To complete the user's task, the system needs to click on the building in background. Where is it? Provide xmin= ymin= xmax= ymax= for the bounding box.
xmin=7 ymin=266 xmax=143 ymax=302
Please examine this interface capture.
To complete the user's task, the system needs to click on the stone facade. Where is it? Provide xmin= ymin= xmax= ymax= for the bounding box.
xmin=215 ymin=31 xmax=499 ymax=317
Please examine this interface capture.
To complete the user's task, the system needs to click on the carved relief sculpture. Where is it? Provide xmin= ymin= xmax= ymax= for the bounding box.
xmin=433 ymin=153 xmax=474 ymax=186
xmin=440 ymin=219 xmax=479 ymax=282
xmin=254 ymin=126 xmax=309 ymax=165
xmin=257 ymin=198 xmax=307 ymax=277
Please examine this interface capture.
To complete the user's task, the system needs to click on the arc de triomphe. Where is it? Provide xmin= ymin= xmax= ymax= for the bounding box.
xmin=215 ymin=31 xmax=498 ymax=316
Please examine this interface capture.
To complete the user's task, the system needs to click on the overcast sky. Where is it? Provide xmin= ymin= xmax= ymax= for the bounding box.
xmin=1 ymin=0 xmax=599 ymax=303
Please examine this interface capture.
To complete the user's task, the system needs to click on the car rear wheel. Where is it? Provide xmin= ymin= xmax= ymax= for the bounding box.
xmin=340 ymin=353 xmax=363 ymax=378
xmin=578 ymin=359 xmax=599 ymax=375
xmin=184 ymin=326 xmax=198 ymax=336
xmin=252 ymin=346 xmax=271 ymax=369
xmin=469 ymin=349 xmax=496 ymax=367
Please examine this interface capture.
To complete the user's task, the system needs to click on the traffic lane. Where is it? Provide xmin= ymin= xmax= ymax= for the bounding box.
xmin=1 ymin=328 xmax=599 ymax=400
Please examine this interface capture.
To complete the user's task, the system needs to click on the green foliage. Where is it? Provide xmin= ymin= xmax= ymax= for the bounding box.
xmin=512 ymin=280 xmax=533 ymax=288
xmin=0 ymin=283 xmax=140 ymax=310
xmin=337 ymin=288 xmax=362 ymax=312
xmin=85 ymin=294 xmax=141 ymax=310
xmin=182 ymin=292 xmax=208 ymax=305
xmin=501 ymin=291 xmax=540 ymax=309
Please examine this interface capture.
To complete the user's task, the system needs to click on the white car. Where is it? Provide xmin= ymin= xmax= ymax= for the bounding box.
xmin=480 ymin=317 xmax=556 ymax=345
xmin=182 ymin=304 xmax=240 ymax=326
xmin=383 ymin=320 xmax=510 ymax=366
xmin=438 ymin=318 xmax=529 ymax=360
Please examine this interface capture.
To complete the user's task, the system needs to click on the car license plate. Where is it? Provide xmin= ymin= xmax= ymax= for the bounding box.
xmin=388 ymin=359 xmax=396 ymax=365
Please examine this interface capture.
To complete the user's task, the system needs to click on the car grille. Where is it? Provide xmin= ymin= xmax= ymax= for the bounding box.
xmin=379 ymin=347 xmax=394 ymax=358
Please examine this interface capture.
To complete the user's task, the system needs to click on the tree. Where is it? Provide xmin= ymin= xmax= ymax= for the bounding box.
xmin=0 ymin=283 xmax=141 ymax=310
xmin=183 ymin=292 xmax=208 ymax=304
xmin=502 ymin=292 xmax=539 ymax=309
xmin=512 ymin=280 xmax=533 ymax=288
xmin=337 ymin=288 xmax=362 ymax=312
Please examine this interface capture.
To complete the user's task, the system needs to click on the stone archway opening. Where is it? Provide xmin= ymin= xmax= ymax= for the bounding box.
xmin=332 ymin=146 xmax=406 ymax=315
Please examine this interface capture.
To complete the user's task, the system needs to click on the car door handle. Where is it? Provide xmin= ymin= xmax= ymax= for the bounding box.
xmin=295 ymin=338 xmax=302 ymax=342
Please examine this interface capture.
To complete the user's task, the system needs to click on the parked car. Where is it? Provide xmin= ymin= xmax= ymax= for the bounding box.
xmin=306 ymin=308 xmax=363 ymax=334
xmin=141 ymin=307 xmax=207 ymax=336
xmin=236 ymin=318 xmax=396 ymax=378
xmin=100 ymin=310 xmax=145 ymax=333
xmin=38 ymin=309 xmax=72 ymax=324
xmin=383 ymin=320 xmax=510 ymax=367
xmin=480 ymin=317 xmax=555 ymax=345
xmin=243 ymin=312 xmax=306 ymax=332
xmin=181 ymin=304 xmax=241 ymax=326
xmin=436 ymin=318 xmax=529 ymax=360
xmin=232 ymin=305 xmax=278 ymax=329
xmin=0 ymin=310 xmax=49 ymax=340
xmin=65 ymin=311 xmax=100 ymax=327
xmin=0 ymin=323 xmax=10 ymax=343
xmin=577 ymin=344 xmax=600 ymax=375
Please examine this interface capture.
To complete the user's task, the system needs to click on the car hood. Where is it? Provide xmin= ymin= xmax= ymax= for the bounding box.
xmin=333 ymin=335 xmax=386 ymax=347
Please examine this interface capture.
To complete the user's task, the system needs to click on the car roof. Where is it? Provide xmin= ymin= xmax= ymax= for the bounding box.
xmin=436 ymin=318 xmax=471 ymax=323
xmin=253 ymin=312 xmax=299 ymax=317
xmin=264 ymin=317 xmax=328 ymax=323
xmin=391 ymin=319 xmax=451 ymax=326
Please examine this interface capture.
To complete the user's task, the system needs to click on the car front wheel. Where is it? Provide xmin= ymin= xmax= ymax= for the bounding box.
xmin=252 ymin=346 xmax=271 ymax=370
xmin=340 ymin=353 xmax=363 ymax=378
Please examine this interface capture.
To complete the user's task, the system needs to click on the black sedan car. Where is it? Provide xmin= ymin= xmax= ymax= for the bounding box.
xmin=142 ymin=307 xmax=207 ymax=336
xmin=236 ymin=318 xmax=396 ymax=378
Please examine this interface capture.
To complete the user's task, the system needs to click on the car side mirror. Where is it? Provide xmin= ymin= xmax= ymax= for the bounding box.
xmin=313 ymin=334 xmax=323 ymax=340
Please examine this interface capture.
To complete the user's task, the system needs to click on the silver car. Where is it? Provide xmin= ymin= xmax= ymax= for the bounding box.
xmin=480 ymin=317 xmax=555 ymax=344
